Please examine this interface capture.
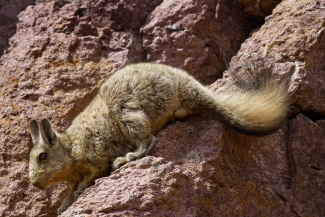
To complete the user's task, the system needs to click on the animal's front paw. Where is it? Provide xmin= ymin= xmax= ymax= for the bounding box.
xmin=57 ymin=205 xmax=69 ymax=215
xmin=126 ymin=152 xmax=136 ymax=162
xmin=111 ymin=156 xmax=127 ymax=171
xmin=74 ymin=189 xmax=84 ymax=200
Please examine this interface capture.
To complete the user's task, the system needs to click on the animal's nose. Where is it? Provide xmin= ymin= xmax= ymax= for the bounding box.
xmin=31 ymin=181 xmax=38 ymax=188
xmin=30 ymin=180 xmax=45 ymax=190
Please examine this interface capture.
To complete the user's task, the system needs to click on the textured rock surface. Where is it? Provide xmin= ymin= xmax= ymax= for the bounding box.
xmin=0 ymin=0 xmax=36 ymax=56
xmin=277 ymin=114 xmax=325 ymax=217
xmin=0 ymin=0 xmax=324 ymax=216
xmin=140 ymin=0 xmax=257 ymax=84
xmin=239 ymin=0 xmax=282 ymax=20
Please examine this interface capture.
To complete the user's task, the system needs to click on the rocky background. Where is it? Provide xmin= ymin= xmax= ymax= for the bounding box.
xmin=0 ymin=0 xmax=37 ymax=56
xmin=0 ymin=0 xmax=324 ymax=216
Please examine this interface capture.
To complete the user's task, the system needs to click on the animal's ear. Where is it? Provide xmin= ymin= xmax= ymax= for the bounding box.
xmin=40 ymin=118 xmax=57 ymax=146
xmin=29 ymin=119 xmax=39 ymax=145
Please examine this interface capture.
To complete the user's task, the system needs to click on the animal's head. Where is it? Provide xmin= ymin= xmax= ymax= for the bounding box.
xmin=29 ymin=118 xmax=71 ymax=190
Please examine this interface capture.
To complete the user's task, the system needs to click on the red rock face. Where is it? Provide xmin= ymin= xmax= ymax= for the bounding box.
xmin=0 ymin=0 xmax=36 ymax=56
xmin=140 ymin=0 xmax=257 ymax=84
xmin=0 ymin=0 xmax=324 ymax=216
xmin=278 ymin=114 xmax=325 ymax=217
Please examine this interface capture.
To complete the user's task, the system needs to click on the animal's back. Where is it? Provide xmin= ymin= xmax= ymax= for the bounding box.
xmin=99 ymin=63 xmax=192 ymax=133
xmin=99 ymin=62 xmax=291 ymax=134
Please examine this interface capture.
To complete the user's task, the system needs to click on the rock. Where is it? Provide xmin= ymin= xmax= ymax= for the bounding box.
xmin=0 ymin=0 xmax=324 ymax=216
xmin=0 ymin=0 xmax=36 ymax=56
xmin=277 ymin=114 xmax=325 ymax=217
xmin=140 ymin=0 xmax=257 ymax=84
xmin=316 ymin=119 xmax=325 ymax=131
xmin=239 ymin=0 xmax=282 ymax=20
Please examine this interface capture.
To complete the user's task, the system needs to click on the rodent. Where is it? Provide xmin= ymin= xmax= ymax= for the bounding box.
xmin=28 ymin=62 xmax=292 ymax=214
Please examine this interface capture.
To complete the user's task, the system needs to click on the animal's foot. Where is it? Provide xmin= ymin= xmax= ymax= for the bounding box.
xmin=57 ymin=205 xmax=69 ymax=215
xmin=111 ymin=156 xmax=127 ymax=171
xmin=74 ymin=189 xmax=85 ymax=200
xmin=126 ymin=152 xmax=136 ymax=162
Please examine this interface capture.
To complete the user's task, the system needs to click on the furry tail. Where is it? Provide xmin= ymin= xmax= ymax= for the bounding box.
xmin=181 ymin=61 xmax=292 ymax=134
xmin=216 ymin=62 xmax=292 ymax=133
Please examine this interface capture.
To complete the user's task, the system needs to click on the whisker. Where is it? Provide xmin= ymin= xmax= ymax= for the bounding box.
xmin=42 ymin=152 xmax=93 ymax=179
xmin=43 ymin=153 xmax=92 ymax=179
xmin=44 ymin=152 xmax=92 ymax=176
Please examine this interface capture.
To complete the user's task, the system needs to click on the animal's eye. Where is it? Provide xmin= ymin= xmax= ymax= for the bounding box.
xmin=39 ymin=153 xmax=47 ymax=161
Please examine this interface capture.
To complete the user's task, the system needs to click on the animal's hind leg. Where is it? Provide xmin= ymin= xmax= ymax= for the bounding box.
xmin=111 ymin=110 xmax=156 ymax=171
